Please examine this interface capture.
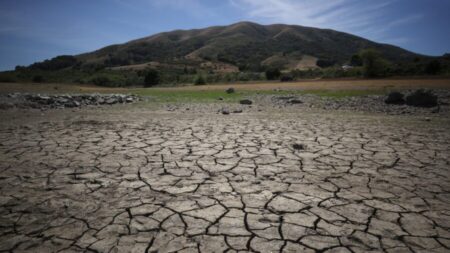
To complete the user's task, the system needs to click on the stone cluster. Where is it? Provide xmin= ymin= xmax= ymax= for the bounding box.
xmin=1 ymin=93 xmax=139 ymax=109
xmin=267 ymin=89 xmax=449 ymax=115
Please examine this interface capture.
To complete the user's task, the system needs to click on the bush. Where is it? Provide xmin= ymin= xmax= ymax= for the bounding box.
xmin=385 ymin=91 xmax=405 ymax=105
xmin=194 ymin=75 xmax=206 ymax=85
xmin=32 ymin=75 xmax=44 ymax=83
xmin=0 ymin=73 xmax=16 ymax=83
xmin=280 ymin=75 xmax=294 ymax=82
xmin=350 ymin=54 xmax=363 ymax=66
xmin=91 ymin=76 xmax=112 ymax=87
xmin=144 ymin=69 xmax=160 ymax=87
xmin=265 ymin=68 xmax=281 ymax=80
xmin=291 ymin=69 xmax=323 ymax=79
xmin=317 ymin=59 xmax=336 ymax=68
xmin=425 ymin=60 xmax=441 ymax=75
xmin=406 ymin=89 xmax=438 ymax=107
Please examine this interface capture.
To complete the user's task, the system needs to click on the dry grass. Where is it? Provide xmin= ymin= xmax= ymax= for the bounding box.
xmin=1 ymin=78 xmax=449 ymax=96
xmin=150 ymin=78 xmax=450 ymax=92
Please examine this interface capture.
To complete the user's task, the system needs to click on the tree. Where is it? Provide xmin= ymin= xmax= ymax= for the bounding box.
xmin=29 ymin=55 xmax=78 ymax=71
xmin=359 ymin=49 xmax=388 ymax=78
xmin=350 ymin=54 xmax=363 ymax=66
xmin=144 ymin=69 xmax=160 ymax=87
xmin=265 ymin=68 xmax=281 ymax=80
xmin=425 ymin=60 xmax=441 ymax=75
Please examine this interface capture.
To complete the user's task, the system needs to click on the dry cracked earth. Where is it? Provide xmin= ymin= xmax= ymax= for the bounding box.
xmin=0 ymin=106 xmax=450 ymax=253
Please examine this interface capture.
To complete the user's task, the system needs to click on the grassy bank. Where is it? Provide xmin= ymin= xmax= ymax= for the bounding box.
xmin=1 ymin=78 xmax=449 ymax=102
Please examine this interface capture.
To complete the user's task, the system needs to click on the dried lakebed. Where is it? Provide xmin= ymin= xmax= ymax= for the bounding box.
xmin=0 ymin=108 xmax=449 ymax=253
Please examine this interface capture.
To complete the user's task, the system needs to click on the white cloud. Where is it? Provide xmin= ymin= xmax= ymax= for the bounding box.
xmin=149 ymin=0 xmax=217 ymax=18
xmin=230 ymin=0 xmax=422 ymax=42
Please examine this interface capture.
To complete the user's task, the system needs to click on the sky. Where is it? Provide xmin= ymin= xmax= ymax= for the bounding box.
xmin=0 ymin=0 xmax=449 ymax=71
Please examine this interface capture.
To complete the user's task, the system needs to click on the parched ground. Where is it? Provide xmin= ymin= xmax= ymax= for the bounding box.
xmin=0 ymin=105 xmax=449 ymax=253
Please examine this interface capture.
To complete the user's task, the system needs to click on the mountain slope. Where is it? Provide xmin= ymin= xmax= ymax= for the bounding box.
xmin=76 ymin=21 xmax=422 ymax=72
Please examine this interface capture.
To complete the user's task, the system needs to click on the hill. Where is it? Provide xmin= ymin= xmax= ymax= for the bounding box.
xmin=1 ymin=22 xmax=448 ymax=86
xmin=77 ymin=21 xmax=421 ymax=72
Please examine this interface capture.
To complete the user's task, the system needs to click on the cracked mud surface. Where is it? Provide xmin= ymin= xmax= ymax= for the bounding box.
xmin=0 ymin=108 xmax=450 ymax=253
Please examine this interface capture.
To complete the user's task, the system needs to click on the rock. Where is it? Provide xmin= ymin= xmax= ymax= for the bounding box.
xmin=0 ymin=103 xmax=15 ymax=110
xmin=106 ymin=99 xmax=117 ymax=105
xmin=65 ymin=101 xmax=80 ymax=108
xmin=37 ymin=95 xmax=51 ymax=101
xmin=293 ymin=144 xmax=305 ymax=150
xmin=406 ymin=90 xmax=438 ymax=107
xmin=239 ymin=99 xmax=253 ymax=105
xmin=4 ymin=94 xmax=140 ymax=109
xmin=58 ymin=98 xmax=69 ymax=104
xmin=431 ymin=106 xmax=440 ymax=113
xmin=226 ymin=88 xmax=235 ymax=94
xmin=289 ymin=99 xmax=303 ymax=104
xmin=277 ymin=96 xmax=296 ymax=100
xmin=385 ymin=92 xmax=405 ymax=105
xmin=221 ymin=109 xmax=230 ymax=115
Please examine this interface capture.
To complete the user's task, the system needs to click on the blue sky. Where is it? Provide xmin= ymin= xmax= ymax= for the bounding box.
xmin=0 ymin=0 xmax=449 ymax=70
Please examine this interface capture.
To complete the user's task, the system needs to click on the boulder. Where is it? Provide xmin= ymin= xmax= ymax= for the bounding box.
xmin=65 ymin=101 xmax=80 ymax=108
xmin=106 ymin=98 xmax=117 ymax=105
xmin=293 ymin=144 xmax=306 ymax=150
xmin=221 ymin=108 xmax=230 ymax=115
xmin=385 ymin=92 xmax=405 ymax=105
xmin=406 ymin=90 xmax=438 ymax=107
xmin=288 ymin=99 xmax=303 ymax=104
xmin=239 ymin=99 xmax=253 ymax=105
xmin=226 ymin=88 xmax=235 ymax=94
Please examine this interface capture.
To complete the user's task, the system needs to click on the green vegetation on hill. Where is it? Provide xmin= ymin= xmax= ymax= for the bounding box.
xmin=1 ymin=22 xmax=449 ymax=86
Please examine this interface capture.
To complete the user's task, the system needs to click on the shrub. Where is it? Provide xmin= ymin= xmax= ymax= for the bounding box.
xmin=280 ymin=75 xmax=294 ymax=82
xmin=425 ymin=60 xmax=441 ymax=75
xmin=385 ymin=91 xmax=405 ymax=105
xmin=265 ymin=68 xmax=281 ymax=80
xmin=144 ymin=69 xmax=160 ymax=87
xmin=194 ymin=75 xmax=206 ymax=85
xmin=0 ymin=73 xmax=16 ymax=83
xmin=91 ymin=76 xmax=112 ymax=87
xmin=32 ymin=75 xmax=44 ymax=83
xmin=350 ymin=54 xmax=363 ymax=66
xmin=317 ymin=59 xmax=336 ymax=68
xmin=406 ymin=89 xmax=438 ymax=107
